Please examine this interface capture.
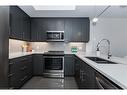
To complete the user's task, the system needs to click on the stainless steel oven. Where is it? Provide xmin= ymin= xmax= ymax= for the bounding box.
xmin=46 ymin=31 xmax=64 ymax=41
xmin=43 ymin=55 xmax=64 ymax=78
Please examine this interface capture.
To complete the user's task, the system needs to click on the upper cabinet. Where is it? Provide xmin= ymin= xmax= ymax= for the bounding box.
xmin=31 ymin=18 xmax=64 ymax=42
xmin=64 ymin=18 xmax=90 ymax=42
xmin=9 ymin=6 xmax=90 ymax=42
xmin=9 ymin=6 xmax=30 ymax=41
xmin=31 ymin=18 xmax=90 ymax=42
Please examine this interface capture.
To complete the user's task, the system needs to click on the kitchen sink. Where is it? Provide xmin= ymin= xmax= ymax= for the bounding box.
xmin=85 ymin=57 xmax=118 ymax=64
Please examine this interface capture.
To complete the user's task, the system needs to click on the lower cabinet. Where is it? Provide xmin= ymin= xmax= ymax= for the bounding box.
xmin=74 ymin=56 xmax=97 ymax=89
xmin=32 ymin=54 xmax=44 ymax=76
xmin=64 ymin=54 xmax=74 ymax=76
xmin=8 ymin=55 xmax=33 ymax=89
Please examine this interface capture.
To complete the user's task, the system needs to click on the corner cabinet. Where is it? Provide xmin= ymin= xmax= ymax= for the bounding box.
xmin=9 ymin=6 xmax=30 ymax=41
xmin=64 ymin=18 xmax=90 ymax=42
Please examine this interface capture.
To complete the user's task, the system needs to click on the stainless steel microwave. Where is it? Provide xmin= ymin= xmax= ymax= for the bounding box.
xmin=46 ymin=31 xmax=64 ymax=41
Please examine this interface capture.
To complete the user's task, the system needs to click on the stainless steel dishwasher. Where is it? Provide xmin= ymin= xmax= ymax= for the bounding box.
xmin=95 ymin=72 xmax=122 ymax=89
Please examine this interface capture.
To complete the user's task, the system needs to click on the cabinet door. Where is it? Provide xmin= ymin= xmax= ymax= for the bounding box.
xmin=10 ymin=6 xmax=23 ymax=40
xmin=9 ymin=59 xmax=24 ymax=88
xmin=43 ymin=18 xmax=64 ymax=31
xmin=79 ymin=60 xmax=96 ymax=89
xmin=64 ymin=18 xmax=90 ymax=42
xmin=22 ymin=13 xmax=30 ymax=41
xmin=9 ymin=55 xmax=33 ymax=88
xmin=64 ymin=54 xmax=74 ymax=76
xmin=81 ymin=19 xmax=90 ymax=42
xmin=33 ymin=54 xmax=44 ymax=75
xmin=10 ymin=6 xmax=30 ymax=41
xmin=31 ymin=19 xmax=46 ymax=41
xmin=31 ymin=18 xmax=64 ymax=41
xmin=74 ymin=56 xmax=81 ymax=87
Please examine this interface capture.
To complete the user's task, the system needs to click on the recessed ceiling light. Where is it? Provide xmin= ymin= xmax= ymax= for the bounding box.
xmin=92 ymin=18 xmax=98 ymax=22
xmin=33 ymin=6 xmax=76 ymax=10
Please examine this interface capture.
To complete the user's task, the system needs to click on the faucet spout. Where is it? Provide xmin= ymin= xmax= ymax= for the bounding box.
xmin=96 ymin=39 xmax=112 ymax=59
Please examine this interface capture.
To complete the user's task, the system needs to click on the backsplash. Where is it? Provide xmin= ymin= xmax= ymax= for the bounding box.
xmin=9 ymin=39 xmax=27 ymax=53
xmin=9 ymin=39 xmax=86 ymax=53
xmin=31 ymin=42 xmax=86 ymax=52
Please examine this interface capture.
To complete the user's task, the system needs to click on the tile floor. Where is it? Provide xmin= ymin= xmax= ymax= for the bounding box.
xmin=21 ymin=77 xmax=78 ymax=89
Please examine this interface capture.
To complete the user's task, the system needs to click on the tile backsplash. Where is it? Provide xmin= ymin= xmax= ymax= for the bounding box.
xmin=31 ymin=42 xmax=86 ymax=52
xmin=9 ymin=39 xmax=86 ymax=53
xmin=9 ymin=39 xmax=27 ymax=53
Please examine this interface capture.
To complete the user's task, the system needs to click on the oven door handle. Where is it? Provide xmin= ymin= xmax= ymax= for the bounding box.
xmin=44 ymin=56 xmax=64 ymax=59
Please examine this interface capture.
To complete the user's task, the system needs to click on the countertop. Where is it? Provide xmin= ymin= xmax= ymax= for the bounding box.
xmin=9 ymin=52 xmax=127 ymax=89
xmin=9 ymin=51 xmax=85 ymax=59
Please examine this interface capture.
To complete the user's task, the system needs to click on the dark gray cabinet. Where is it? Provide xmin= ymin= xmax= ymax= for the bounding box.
xmin=79 ymin=60 xmax=96 ymax=89
xmin=31 ymin=18 xmax=89 ymax=42
xmin=0 ymin=6 xmax=9 ymax=89
xmin=31 ymin=18 xmax=64 ymax=41
xmin=8 ymin=55 xmax=33 ymax=88
xmin=32 ymin=54 xmax=44 ymax=76
xmin=64 ymin=18 xmax=90 ymax=42
xmin=64 ymin=54 xmax=74 ymax=76
xmin=31 ymin=19 xmax=46 ymax=41
xmin=74 ymin=56 xmax=96 ymax=89
xmin=9 ymin=6 xmax=30 ymax=41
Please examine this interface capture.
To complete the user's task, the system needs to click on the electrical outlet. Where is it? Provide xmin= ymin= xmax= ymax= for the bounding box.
xmin=78 ymin=47 xmax=82 ymax=50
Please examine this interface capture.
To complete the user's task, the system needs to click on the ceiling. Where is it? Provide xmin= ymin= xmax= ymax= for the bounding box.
xmin=19 ymin=6 xmax=127 ymax=18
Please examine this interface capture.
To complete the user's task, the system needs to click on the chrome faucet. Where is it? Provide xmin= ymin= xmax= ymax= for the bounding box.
xmin=96 ymin=39 xmax=112 ymax=59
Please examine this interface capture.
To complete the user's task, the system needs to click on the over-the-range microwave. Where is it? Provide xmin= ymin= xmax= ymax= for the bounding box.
xmin=46 ymin=31 xmax=64 ymax=42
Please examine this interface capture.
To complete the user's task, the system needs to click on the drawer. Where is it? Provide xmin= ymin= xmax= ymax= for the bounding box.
xmin=8 ymin=72 xmax=22 ymax=88
xmin=9 ymin=62 xmax=23 ymax=74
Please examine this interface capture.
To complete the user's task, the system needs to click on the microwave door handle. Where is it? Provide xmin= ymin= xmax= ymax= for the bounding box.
xmin=60 ymin=33 xmax=61 ymax=39
xmin=96 ymin=77 xmax=104 ymax=89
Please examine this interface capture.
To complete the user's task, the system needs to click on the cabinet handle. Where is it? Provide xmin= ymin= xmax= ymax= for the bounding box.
xmin=20 ymin=76 xmax=28 ymax=82
xmin=9 ymin=62 xmax=13 ymax=65
xmin=8 ymin=73 xmax=15 ymax=77
xmin=9 ymin=87 xmax=15 ymax=89
xmin=20 ymin=66 xmax=27 ymax=71
xmin=20 ymin=58 xmax=28 ymax=61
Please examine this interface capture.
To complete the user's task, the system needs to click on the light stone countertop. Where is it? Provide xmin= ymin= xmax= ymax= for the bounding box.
xmin=9 ymin=51 xmax=127 ymax=89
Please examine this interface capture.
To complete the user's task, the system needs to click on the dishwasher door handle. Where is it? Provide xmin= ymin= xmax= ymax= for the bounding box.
xmin=96 ymin=77 xmax=104 ymax=89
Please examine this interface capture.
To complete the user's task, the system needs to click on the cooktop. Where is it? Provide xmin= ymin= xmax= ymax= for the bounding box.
xmin=43 ymin=51 xmax=64 ymax=55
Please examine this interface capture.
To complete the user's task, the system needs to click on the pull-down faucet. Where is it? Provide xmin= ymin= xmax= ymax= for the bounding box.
xmin=96 ymin=39 xmax=112 ymax=59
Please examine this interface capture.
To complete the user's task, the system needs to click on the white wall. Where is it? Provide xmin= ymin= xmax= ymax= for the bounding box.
xmin=86 ymin=18 xmax=127 ymax=57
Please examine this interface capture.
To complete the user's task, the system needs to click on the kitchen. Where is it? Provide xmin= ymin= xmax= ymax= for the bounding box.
xmin=1 ymin=5 xmax=127 ymax=90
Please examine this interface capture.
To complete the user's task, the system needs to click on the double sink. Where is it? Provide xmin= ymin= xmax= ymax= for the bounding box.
xmin=86 ymin=57 xmax=118 ymax=64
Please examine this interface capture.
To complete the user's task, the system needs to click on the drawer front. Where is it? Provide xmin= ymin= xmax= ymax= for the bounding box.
xmin=9 ymin=55 xmax=33 ymax=88
xmin=8 ymin=71 xmax=22 ymax=88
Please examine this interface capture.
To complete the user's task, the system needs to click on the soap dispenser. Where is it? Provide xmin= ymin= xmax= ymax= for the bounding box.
xmin=96 ymin=47 xmax=100 ymax=57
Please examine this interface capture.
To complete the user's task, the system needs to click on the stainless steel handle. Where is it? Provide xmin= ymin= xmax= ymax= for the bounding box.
xmin=96 ymin=77 xmax=104 ymax=89
xmin=20 ymin=76 xmax=28 ymax=81
xmin=44 ymin=56 xmax=64 ymax=58
xmin=20 ymin=66 xmax=27 ymax=71
xmin=8 ymin=73 xmax=15 ymax=78
xmin=9 ymin=62 xmax=13 ymax=65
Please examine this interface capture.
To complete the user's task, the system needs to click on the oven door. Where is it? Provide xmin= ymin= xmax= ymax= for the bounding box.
xmin=44 ymin=56 xmax=64 ymax=73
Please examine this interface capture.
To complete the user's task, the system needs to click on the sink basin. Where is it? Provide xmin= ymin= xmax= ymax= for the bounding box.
xmin=85 ymin=57 xmax=118 ymax=64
